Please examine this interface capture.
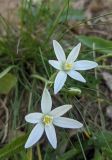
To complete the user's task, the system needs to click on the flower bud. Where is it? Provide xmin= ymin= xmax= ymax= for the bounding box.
xmin=67 ymin=87 xmax=81 ymax=96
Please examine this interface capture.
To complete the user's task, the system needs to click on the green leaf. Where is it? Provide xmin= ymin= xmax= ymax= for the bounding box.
xmin=88 ymin=130 xmax=112 ymax=154
xmin=76 ymin=35 xmax=112 ymax=54
xmin=61 ymin=9 xmax=85 ymax=21
xmin=0 ymin=73 xmax=17 ymax=94
xmin=93 ymin=131 xmax=112 ymax=148
xmin=58 ymin=148 xmax=78 ymax=160
xmin=0 ymin=134 xmax=27 ymax=159
xmin=93 ymin=150 xmax=103 ymax=160
xmin=0 ymin=65 xmax=15 ymax=79
xmin=102 ymin=147 xmax=112 ymax=159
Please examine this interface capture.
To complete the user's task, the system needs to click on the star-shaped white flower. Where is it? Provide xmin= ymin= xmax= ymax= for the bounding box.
xmin=49 ymin=40 xmax=98 ymax=94
xmin=25 ymin=88 xmax=83 ymax=149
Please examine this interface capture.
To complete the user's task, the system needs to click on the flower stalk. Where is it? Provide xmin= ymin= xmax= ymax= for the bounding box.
xmin=37 ymin=144 xmax=42 ymax=160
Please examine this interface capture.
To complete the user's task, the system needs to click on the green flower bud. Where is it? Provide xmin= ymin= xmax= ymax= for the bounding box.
xmin=67 ymin=87 xmax=82 ymax=96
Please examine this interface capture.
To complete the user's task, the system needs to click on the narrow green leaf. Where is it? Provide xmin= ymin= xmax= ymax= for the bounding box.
xmin=89 ymin=130 xmax=112 ymax=154
xmin=61 ymin=9 xmax=85 ymax=21
xmin=0 ymin=65 xmax=15 ymax=79
xmin=93 ymin=131 xmax=112 ymax=148
xmin=58 ymin=148 xmax=78 ymax=160
xmin=76 ymin=35 xmax=112 ymax=54
xmin=0 ymin=134 xmax=27 ymax=159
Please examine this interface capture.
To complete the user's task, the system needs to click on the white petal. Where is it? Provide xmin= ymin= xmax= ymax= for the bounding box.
xmin=41 ymin=88 xmax=52 ymax=114
xmin=45 ymin=124 xmax=57 ymax=149
xmin=53 ymin=117 xmax=83 ymax=129
xmin=54 ymin=71 xmax=67 ymax=94
xmin=67 ymin=70 xmax=86 ymax=83
xmin=66 ymin=43 xmax=81 ymax=63
xmin=25 ymin=123 xmax=44 ymax=148
xmin=53 ymin=40 xmax=66 ymax=62
xmin=73 ymin=60 xmax=98 ymax=70
xmin=50 ymin=105 xmax=72 ymax=118
xmin=25 ymin=113 xmax=43 ymax=124
xmin=48 ymin=60 xmax=61 ymax=70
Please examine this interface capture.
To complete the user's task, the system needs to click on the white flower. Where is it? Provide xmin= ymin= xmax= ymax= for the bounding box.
xmin=25 ymin=88 xmax=83 ymax=149
xmin=49 ymin=40 xmax=98 ymax=94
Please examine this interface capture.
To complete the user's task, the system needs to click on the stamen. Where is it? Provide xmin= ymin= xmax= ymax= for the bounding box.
xmin=43 ymin=115 xmax=53 ymax=125
xmin=64 ymin=63 xmax=72 ymax=71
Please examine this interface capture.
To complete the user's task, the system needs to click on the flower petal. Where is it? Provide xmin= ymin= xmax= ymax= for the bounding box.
xmin=53 ymin=40 xmax=66 ymax=62
xmin=67 ymin=70 xmax=86 ymax=83
xmin=53 ymin=117 xmax=83 ymax=129
xmin=25 ymin=123 xmax=44 ymax=148
xmin=54 ymin=71 xmax=67 ymax=94
xmin=45 ymin=124 xmax=57 ymax=149
xmin=73 ymin=60 xmax=98 ymax=70
xmin=48 ymin=60 xmax=61 ymax=70
xmin=66 ymin=43 xmax=81 ymax=63
xmin=25 ymin=113 xmax=43 ymax=124
xmin=50 ymin=105 xmax=72 ymax=118
xmin=41 ymin=88 xmax=52 ymax=114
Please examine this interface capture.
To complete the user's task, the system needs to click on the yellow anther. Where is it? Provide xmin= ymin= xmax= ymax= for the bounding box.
xmin=43 ymin=115 xmax=53 ymax=125
xmin=64 ymin=63 xmax=72 ymax=71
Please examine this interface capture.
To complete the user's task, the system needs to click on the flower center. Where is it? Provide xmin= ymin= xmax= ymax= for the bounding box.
xmin=64 ymin=63 xmax=72 ymax=71
xmin=43 ymin=115 xmax=53 ymax=125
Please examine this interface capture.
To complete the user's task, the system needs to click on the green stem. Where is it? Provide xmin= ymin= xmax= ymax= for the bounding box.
xmin=93 ymin=43 xmax=105 ymax=130
xmin=96 ymin=53 xmax=112 ymax=61
xmin=27 ymin=148 xmax=32 ymax=160
xmin=37 ymin=144 xmax=42 ymax=160
xmin=31 ymin=74 xmax=53 ymax=84
xmin=98 ymin=65 xmax=112 ymax=70
xmin=77 ymin=133 xmax=87 ymax=160
xmin=39 ymin=47 xmax=49 ymax=78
